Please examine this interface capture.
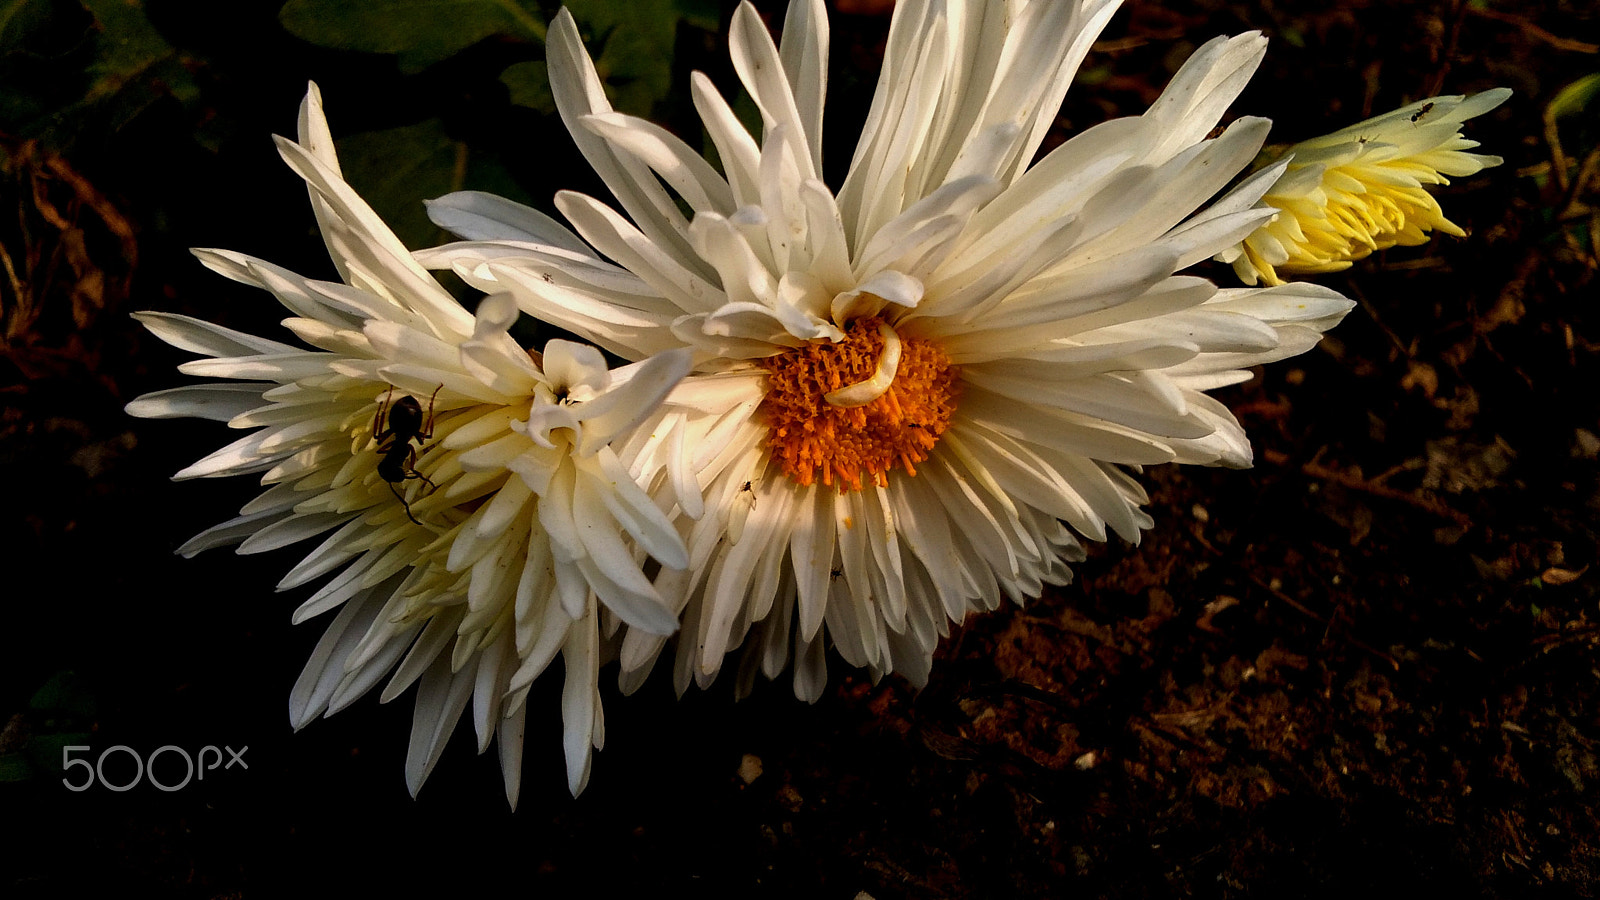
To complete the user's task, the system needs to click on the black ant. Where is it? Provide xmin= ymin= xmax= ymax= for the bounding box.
xmin=1411 ymin=102 xmax=1434 ymax=123
xmin=373 ymin=385 xmax=441 ymax=525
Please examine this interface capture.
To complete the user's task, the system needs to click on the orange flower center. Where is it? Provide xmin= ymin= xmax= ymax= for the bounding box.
xmin=760 ymin=316 xmax=958 ymax=492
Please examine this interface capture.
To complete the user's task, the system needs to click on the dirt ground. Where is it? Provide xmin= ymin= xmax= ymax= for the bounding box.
xmin=3 ymin=0 xmax=1597 ymax=896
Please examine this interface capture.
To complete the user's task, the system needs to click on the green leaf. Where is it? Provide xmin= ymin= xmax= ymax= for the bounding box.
xmin=337 ymin=119 xmax=533 ymax=250
xmin=0 ymin=0 xmax=51 ymax=56
xmin=1547 ymin=73 xmax=1600 ymax=123
xmin=672 ymin=0 xmax=721 ymax=32
xmin=337 ymin=119 xmax=462 ymax=249
xmin=563 ymin=0 xmax=683 ymax=117
xmin=81 ymin=0 xmax=197 ymax=108
xmin=501 ymin=60 xmax=554 ymax=114
xmin=0 ymin=0 xmax=201 ymax=145
xmin=281 ymin=0 xmax=693 ymax=110
xmin=28 ymin=670 xmax=95 ymax=718
xmin=502 ymin=0 xmax=700 ymax=118
xmin=279 ymin=0 xmax=546 ymax=72
xmin=27 ymin=731 xmax=92 ymax=774
xmin=0 ymin=752 xmax=33 ymax=782
xmin=0 ymin=0 xmax=67 ymax=132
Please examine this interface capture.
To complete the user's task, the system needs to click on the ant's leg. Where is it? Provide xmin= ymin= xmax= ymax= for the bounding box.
xmin=389 ymin=480 xmax=422 ymax=526
xmin=405 ymin=445 xmax=439 ymax=494
xmin=373 ymin=385 xmax=396 ymax=441
xmin=418 ymin=384 xmax=443 ymax=442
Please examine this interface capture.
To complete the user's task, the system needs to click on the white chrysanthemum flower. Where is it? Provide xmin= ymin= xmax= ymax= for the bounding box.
xmin=127 ymin=84 xmax=689 ymax=804
xmin=422 ymin=1 xmax=1354 ymax=700
xmin=1218 ymin=88 xmax=1510 ymax=285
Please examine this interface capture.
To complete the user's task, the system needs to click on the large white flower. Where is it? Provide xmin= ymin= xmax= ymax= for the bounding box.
xmin=422 ymin=1 xmax=1354 ymax=701
xmin=127 ymin=84 xmax=689 ymax=804
xmin=1218 ymin=88 xmax=1510 ymax=285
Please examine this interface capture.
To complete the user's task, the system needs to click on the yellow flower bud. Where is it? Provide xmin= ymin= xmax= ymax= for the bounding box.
xmin=1219 ymin=88 xmax=1511 ymax=285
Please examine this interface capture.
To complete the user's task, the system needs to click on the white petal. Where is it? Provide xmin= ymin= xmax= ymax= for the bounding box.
xmin=133 ymin=311 xmax=298 ymax=358
xmin=593 ymin=447 xmax=688 ymax=570
xmin=237 ymin=510 xmax=353 ymax=555
xmin=1141 ymin=32 xmax=1268 ymax=165
xmin=561 ymin=608 xmax=600 ymax=796
xmin=581 ymin=112 xmax=735 ymax=215
xmin=404 ymin=653 xmax=475 ymax=797
xmin=779 ymin=0 xmax=829 ymax=175
xmin=126 ymin=383 xmax=268 ymax=421
xmin=555 ymin=191 xmax=726 ymax=315
xmin=290 ymin=589 xmax=379 ymax=728
xmin=498 ymin=698 xmax=528 ymax=810
xmin=424 ymin=190 xmax=595 ymax=256
xmin=691 ymin=71 xmax=764 ymax=209
xmin=546 ymin=8 xmax=708 ymax=277
xmin=575 ymin=348 xmax=691 ymax=455
xmin=273 ymin=137 xmax=474 ymax=337
xmin=295 ymin=82 xmax=341 ymax=178
xmin=571 ymin=467 xmax=678 ymax=634
xmin=729 ymin=2 xmax=818 ymax=182
xmin=173 ymin=430 xmax=285 ymax=480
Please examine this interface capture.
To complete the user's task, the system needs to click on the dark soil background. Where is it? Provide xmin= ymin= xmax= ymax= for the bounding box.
xmin=3 ymin=0 xmax=1597 ymax=897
